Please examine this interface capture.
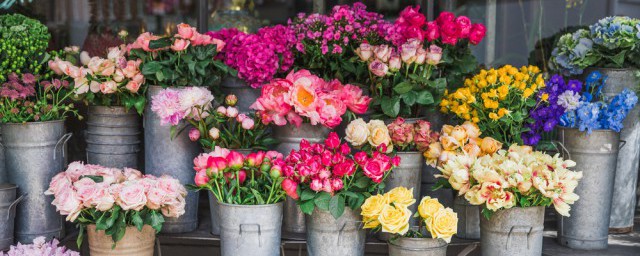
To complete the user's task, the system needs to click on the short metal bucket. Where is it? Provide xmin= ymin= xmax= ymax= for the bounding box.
xmin=480 ymin=206 xmax=545 ymax=256
xmin=306 ymin=208 xmax=365 ymax=256
xmin=586 ymin=68 xmax=640 ymax=233
xmin=2 ymin=120 xmax=70 ymax=243
xmin=219 ymin=76 xmax=261 ymax=113
xmin=86 ymin=106 xmax=141 ymax=169
xmin=557 ymin=127 xmax=620 ymax=250
xmin=218 ymin=202 xmax=283 ymax=256
xmin=388 ymin=236 xmax=447 ymax=256
xmin=0 ymin=184 xmax=24 ymax=251
xmin=273 ymin=123 xmax=330 ymax=234
xmin=87 ymin=224 xmax=155 ymax=256
xmin=145 ymin=85 xmax=200 ymax=233
xmin=453 ymin=196 xmax=480 ymax=240
xmin=378 ymin=151 xmax=422 ymax=241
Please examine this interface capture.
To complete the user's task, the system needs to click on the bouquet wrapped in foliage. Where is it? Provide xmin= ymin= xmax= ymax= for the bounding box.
xmin=127 ymin=23 xmax=235 ymax=88
xmin=282 ymin=132 xmax=400 ymax=219
xmin=46 ymin=162 xmax=187 ymax=246
xmin=361 ymin=188 xmax=457 ymax=242
xmin=423 ymin=122 xmax=502 ymax=168
xmin=0 ymin=14 xmax=51 ymax=81
xmin=344 ymin=118 xmax=438 ymax=153
xmin=439 ymin=144 xmax=582 ymax=218
xmin=251 ymin=69 xmax=371 ymax=128
xmin=1 ymin=237 xmax=79 ymax=256
xmin=440 ymin=65 xmax=545 ymax=145
xmin=191 ymin=147 xmax=286 ymax=204
xmin=559 ymin=71 xmax=638 ymax=133
xmin=207 ymin=25 xmax=297 ymax=88
xmin=550 ymin=16 xmax=640 ymax=75
xmin=151 ymin=87 xmax=275 ymax=150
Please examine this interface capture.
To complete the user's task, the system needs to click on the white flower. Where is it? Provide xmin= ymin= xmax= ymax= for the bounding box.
xmin=557 ymin=90 xmax=581 ymax=111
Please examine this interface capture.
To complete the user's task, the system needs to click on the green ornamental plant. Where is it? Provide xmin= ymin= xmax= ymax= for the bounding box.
xmin=0 ymin=14 xmax=51 ymax=81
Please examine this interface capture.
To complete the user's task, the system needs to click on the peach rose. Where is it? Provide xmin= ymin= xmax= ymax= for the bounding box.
xmin=171 ymin=38 xmax=190 ymax=52
xmin=480 ymin=137 xmax=503 ymax=154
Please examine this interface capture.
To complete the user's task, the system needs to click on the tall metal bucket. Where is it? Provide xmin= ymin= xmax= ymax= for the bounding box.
xmin=306 ymin=208 xmax=365 ymax=256
xmin=453 ymin=196 xmax=481 ymax=240
xmin=0 ymin=128 xmax=5 ymax=184
xmin=378 ymin=151 xmax=422 ymax=241
xmin=388 ymin=236 xmax=447 ymax=256
xmin=272 ymin=123 xmax=330 ymax=235
xmin=219 ymin=76 xmax=261 ymax=113
xmin=585 ymin=68 xmax=640 ymax=233
xmin=218 ymin=202 xmax=283 ymax=256
xmin=2 ymin=120 xmax=70 ymax=243
xmin=557 ymin=127 xmax=620 ymax=250
xmin=144 ymin=85 xmax=200 ymax=233
xmin=480 ymin=206 xmax=545 ymax=256
xmin=87 ymin=224 xmax=155 ymax=256
xmin=86 ymin=106 xmax=141 ymax=169
xmin=0 ymin=184 xmax=24 ymax=251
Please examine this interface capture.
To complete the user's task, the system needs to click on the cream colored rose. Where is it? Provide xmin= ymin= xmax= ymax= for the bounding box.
xmin=378 ymin=205 xmax=411 ymax=235
xmin=417 ymin=196 xmax=444 ymax=220
xmin=450 ymin=126 xmax=469 ymax=144
xmin=360 ymin=194 xmax=387 ymax=218
xmin=480 ymin=137 xmax=503 ymax=154
xmin=367 ymin=120 xmax=393 ymax=153
xmin=426 ymin=208 xmax=458 ymax=243
xmin=449 ymin=168 xmax=470 ymax=195
xmin=439 ymin=135 xmax=460 ymax=151
xmin=463 ymin=143 xmax=481 ymax=158
xmin=345 ymin=118 xmax=369 ymax=146
xmin=384 ymin=187 xmax=416 ymax=208
xmin=461 ymin=121 xmax=481 ymax=139
xmin=441 ymin=125 xmax=454 ymax=135
xmin=464 ymin=185 xmax=485 ymax=205
xmin=424 ymin=142 xmax=443 ymax=167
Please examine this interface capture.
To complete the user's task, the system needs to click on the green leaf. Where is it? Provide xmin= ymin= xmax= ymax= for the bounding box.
xmin=78 ymin=175 xmax=104 ymax=183
xmin=609 ymin=50 xmax=627 ymax=67
xmin=401 ymin=91 xmax=417 ymax=106
xmin=329 ymin=195 xmax=346 ymax=219
xmin=250 ymin=188 xmax=265 ymax=204
xmin=393 ymin=82 xmax=414 ymax=94
xmin=141 ymin=61 xmax=163 ymax=75
xmin=155 ymin=70 xmax=165 ymax=82
xmin=416 ymin=90 xmax=434 ymax=105
xmin=381 ymin=97 xmax=400 ymax=117
xmin=354 ymin=176 xmax=370 ymax=189
xmin=132 ymin=212 xmax=144 ymax=231
xmin=481 ymin=207 xmax=494 ymax=220
xmin=314 ymin=192 xmax=331 ymax=211
xmin=149 ymin=211 xmax=165 ymax=232
xmin=300 ymin=199 xmax=315 ymax=215
xmin=149 ymin=37 xmax=172 ymax=49
xmin=300 ymin=189 xmax=316 ymax=201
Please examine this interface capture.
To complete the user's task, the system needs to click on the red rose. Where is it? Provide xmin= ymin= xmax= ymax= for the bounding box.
xmin=455 ymin=16 xmax=472 ymax=38
xmin=469 ymin=23 xmax=487 ymax=45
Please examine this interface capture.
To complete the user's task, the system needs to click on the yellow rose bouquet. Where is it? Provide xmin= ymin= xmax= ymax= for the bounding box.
xmin=360 ymin=187 xmax=457 ymax=242
xmin=439 ymin=144 xmax=583 ymax=219
xmin=440 ymin=65 xmax=545 ymax=146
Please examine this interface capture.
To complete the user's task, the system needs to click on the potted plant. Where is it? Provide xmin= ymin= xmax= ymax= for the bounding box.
xmin=281 ymin=132 xmax=399 ymax=256
xmin=361 ymin=188 xmax=457 ymax=256
xmin=550 ymin=16 xmax=640 ymax=233
xmin=190 ymin=149 xmax=286 ymax=256
xmin=46 ymin=162 xmax=186 ymax=256
xmin=127 ymin=23 xmax=234 ymax=233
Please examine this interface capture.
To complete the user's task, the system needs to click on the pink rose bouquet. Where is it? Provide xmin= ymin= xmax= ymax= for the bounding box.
xmin=127 ymin=23 xmax=236 ymax=88
xmin=190 ymin=147 xmax=287 ymax=205
xmin=46 ymin=162 xmax=187 ymax=246
xmin=2 ymin=237 xmax=79 ymax=256
xmin=386 ymin=118 xmax=439 ymax=152
xmin=251 ymin=69 xmax=371 ymax=128
xmin=282 ymin=132 xmax=400 ymax=219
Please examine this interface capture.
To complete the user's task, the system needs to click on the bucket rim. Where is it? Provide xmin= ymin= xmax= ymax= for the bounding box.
xmin=218 ymin=201 xmax=284 ymax=208
xmin=0 ymin=184 xmax=17 ymax=191
xmin=1 ymin=119 xmax=65 ymax=126
xmin=584 ymin=67 xmax=639 ymax=72
xmin=555 ymin=126 xmax=620 ymax=134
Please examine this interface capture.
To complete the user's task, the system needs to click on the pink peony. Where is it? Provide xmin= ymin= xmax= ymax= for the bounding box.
xmin=189 ymin=128 xmax=200 ymax=142
xmin=226 ymin=151 xmax=245 ymax=170
xmin=241 ymin=118 xmax=255 ymax=130
xmin=151 ymin=89 xmax=185 ymax=126
xmin=194 ymin=171 xmax=210 ymax=187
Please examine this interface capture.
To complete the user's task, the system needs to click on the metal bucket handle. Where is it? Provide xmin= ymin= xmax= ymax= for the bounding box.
xmin=506 ymin=225 xmax=533 ymax=250
xmin=7 ymin=193 xmax=26 ymax=221
xmin=53 ymin=133 xmax=73 ymax=160
xmin=552 ymin=140 xmax=571 ymax=160
xmin=238 ymin=223 xmax=261 ymax=248
xmin=619 ymin=140 xmax=627 ymax=150
xmin=337 ymin=220 xmax=363 ymax=246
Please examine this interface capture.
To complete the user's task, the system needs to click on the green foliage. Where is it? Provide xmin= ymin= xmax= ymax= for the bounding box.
xmin=0 ymin=14 xmax=51 ymax=82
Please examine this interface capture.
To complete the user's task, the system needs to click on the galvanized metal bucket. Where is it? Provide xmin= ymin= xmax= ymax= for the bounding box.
xmin=586 ymin=68 xmax=640 ymax=233
xmin=0 ymin=184 xmax=24 ymax=251
xmin=480 ymin=206 xmax=545 ymax=256
xmin=86 ymin=106 xmax=141 ymax=169
xmin=0 ymin=128 xmax=5 ymax=184
xmin=305 ymin=208 xmax=366 ymax=256
xmin=145 ymin=85 xmax=201 ymax=233
xmin=388 ymin=236 xmax=447 ymax=256
xmin=273 ymin=123 xmax=330 ymax=234
xmin=219 ymin=76 xmax=261 ymax=113
xmin=2 ymin=120 xmax=70 ymax=243
xmin=378 ymin=151 xmax=422 ymax=241
xmin=557 ymin=127 xmax=620 ymax=250
xmin=453 ymin=196 xmax=480 ymax=240
xmin=218 ymin=202 xmax=283 ymax=256
xmin=87 ymin=224 xmax=155 ymax=256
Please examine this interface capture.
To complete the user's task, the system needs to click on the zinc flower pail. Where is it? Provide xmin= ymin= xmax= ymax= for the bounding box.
xmin=585 ymin=68 xmax=640 ymax=233
xmin=480 ymin=206 xmax=545 ymax=256
xmin=272 ymin=123 xmax=330 ymax=234
xmin=86 ymin=106 xmax=141 ymax=169
xmin=219 ymin=76 xmax=261 ymax=113
xmin=144 ymin=85 xmax=200 ymax=233
xmin=0 ymin=128 xmax=5 ymax=184
xmin=557 ymin=127 xmax=620 ymax=250
xmin=2 ymin=120 xmax=70 ymax=243
xmin=218 ymin=202 xmax=283 ymax=256
xmin=378 ymin=151 xmax=422 ymax=242
xmin=0 ymin=184 xmax=24 ymax=251
xmin=388 ymin=236 xmax=447 ymax=256
xmin=453 ymin=196 xmax=480 ymax=240
xmin=305 ymin=208 xmax=366 ymax=256
xmin=87 ymin=224 xmax=155 ymax=256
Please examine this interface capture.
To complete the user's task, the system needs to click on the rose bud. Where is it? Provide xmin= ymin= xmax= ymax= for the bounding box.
xmin=282 ymin=179 xmax=299 ymax=199
xmin=208 ymin=127 xmax=220 ymax=140
xmin=226 ymin=151 xmax=245 ymax=170
xmin=188 ymin=128 xmax=200 ymax=142
xmin=194 ymin=171 xmax=210 ymax=186
xmin=389 ymin=55 xmax=402 ymax=72
xmin=237 ymin=170 xmax=247 ymax=184
xmin=225 ymin=94 xmax=238 ymax=106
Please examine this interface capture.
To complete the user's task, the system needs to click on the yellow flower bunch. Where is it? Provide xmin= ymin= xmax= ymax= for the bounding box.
xmin=418 ymin=197 xmax=457 ymax=243
xmin=440 ymin=65 xmax=544 ymax=145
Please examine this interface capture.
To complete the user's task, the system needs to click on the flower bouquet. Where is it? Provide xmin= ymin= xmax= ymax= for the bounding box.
xmin=1 ymin=237 xmax=79 ymax=256
xmin=423 ymin=122 xmax=502 ymax=168
xmin=46 ymin=162 xmax=186 ymax=252
xmin=441 ymin=65 xmax=545 ymax=146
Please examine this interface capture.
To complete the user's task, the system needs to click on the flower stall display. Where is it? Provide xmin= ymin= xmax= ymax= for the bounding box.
xmin=1 ymin=237 xmax=79 ymax=256
xmin=46 ymin=162 xmax=186 ymax=255
xmin=361 ymin=189 xmax=457 ymax=256
xmin=440 ymin=65 xmax=545 ymax=146
xmin=0 ymin=14 xmax=51 ymax=81
xmin=190 ymin=148 xmax=286 ymax=256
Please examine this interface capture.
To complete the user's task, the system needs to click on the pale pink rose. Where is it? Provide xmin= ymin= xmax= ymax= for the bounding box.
xmin=125 ymin=81 xmax=141 ymax=93
xmin=176 ymin=23 xmax=196 ymax=40
xmin=74 ymin=177 xmax=100 ymax=207
xmin=100 ymin=81 xmax=118 ymax=94
xmin=210 ymin=38 xmax=226 ymax=52
xmin=241 ymin=118 xmax=255 ymax=130
xmin=48 ymin=60 xmax=63 ymax=75
xmin=51 ymin=187 xmax=82 ymax=222
xmin=123 ymin=168 xmax=143 ymax=181
xmin=190 ymin=33 xmax=212 ymax=46
xmin=146 ymin=187 xmax=166 ymax=210
xmin=45 ymin=172 xmax=72 ymax=196
xmin=94 ymin=186 xmax=115 ymax=212
xmin=113 ymin=70 xmax=125 ymax=83
xmin=88 ymin=81 xmax=100 ymax=93
xmin=161 ymin=197 xmax=186 ymax=218
xmin=374 ymin=45 xmax=392 ymax=62
xmin=415 ymin=48 xmax=427 ymax=64
xmin=107 ymin=46 xmax=124 ymax=61
xmin=132 ymin=73 xmax=145 ymax=84
xmin=355 ymin=43 xmax=373 ymax=61
xmin=369 ymin=60 xmax=389 ymax=77
xmin=171 ymin=38 xmax=190 ymax=52
xmin=116 ymin=182 xmax=147 ymax=211
xmin=66 ymin=65 xmax=84 ymax=79
xmin=65 ymin=161 xmax=88 ymax=181
xmin=94 ymin=167 xmax=123 ymax=184
xmin=401 ymin=38 xmax=421 ymax=64
xmin=426 ymin=45 xmax=443 ymax=65
xmin=389 ymin=54 xmax=402 ymax=71
xmin=87 ymin=57 xmax=103 ymax=74
xmin=74 ymin=77 xmax=89 ymax=95
xmin=122 ymin=60 xmax=141 ymax=78
xmin=99 ymin=61 xmax=116 ymax=77
xmin=157 ymin=176 xmax=187 ymax=199
xmin=136 ymin=32 xmax=161 ymax=52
